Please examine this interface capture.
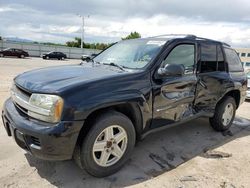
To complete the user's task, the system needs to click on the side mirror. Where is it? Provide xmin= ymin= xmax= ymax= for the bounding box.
xmin=157 ymin=64 xmax=185 ymax=77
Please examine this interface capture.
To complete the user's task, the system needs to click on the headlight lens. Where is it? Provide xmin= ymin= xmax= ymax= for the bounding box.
xmin=28 ymin=94 xmax=64 ymax=123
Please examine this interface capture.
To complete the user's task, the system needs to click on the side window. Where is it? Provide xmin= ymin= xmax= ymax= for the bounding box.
xmin=224 ymin=48 xmax=243 ymax=72
xmin=162 ymin=44 xmax=195 ymax=74
xmin=199 ymin=43 xmax=226 ymax=73
xmin=217 ymin=45 xmax=225 ymax=71
xmin=199 ymin=43 xmax=217 ymax=72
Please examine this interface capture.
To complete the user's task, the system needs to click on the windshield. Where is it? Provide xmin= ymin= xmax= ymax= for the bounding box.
xmin=93 ymin=39 xmax=166 ymax=69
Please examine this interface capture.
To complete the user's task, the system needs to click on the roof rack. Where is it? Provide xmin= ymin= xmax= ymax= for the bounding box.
xmin=151 ymin=34 xmax=197 ymax=39
xmin=195 ymin=37 xmax=231 ymax=47
xmin=150 ymin=34 xmax=231 ymax=47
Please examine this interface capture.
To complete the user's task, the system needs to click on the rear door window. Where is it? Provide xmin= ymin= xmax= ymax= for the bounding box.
xmin=199 ymin=43 xmax=226 ymax=73
xmin=200 ymin=43 xmax=217 ymax=72
xmin=224 ymin=48 xmax=243 ymax=72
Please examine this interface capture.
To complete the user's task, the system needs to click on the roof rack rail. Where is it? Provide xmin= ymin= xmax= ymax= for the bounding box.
xmin=149 ymin=34 xmax=231 ymax=47
xmin=151 ymin=34 xmax=197 ymax=39
xmin=195 ymin=37 xmax=231 ymax=47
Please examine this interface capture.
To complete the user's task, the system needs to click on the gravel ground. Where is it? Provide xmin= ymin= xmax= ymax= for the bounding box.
xmin=0 ymin=57 xmax=250 ymax=188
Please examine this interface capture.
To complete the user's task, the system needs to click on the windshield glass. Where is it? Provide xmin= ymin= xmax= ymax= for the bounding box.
xmin=93 ymin=39 xmax=166 ymax=69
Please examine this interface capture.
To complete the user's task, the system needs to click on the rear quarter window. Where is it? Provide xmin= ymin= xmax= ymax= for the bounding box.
xmin=224 ymin=48 xmax=243 ymax=72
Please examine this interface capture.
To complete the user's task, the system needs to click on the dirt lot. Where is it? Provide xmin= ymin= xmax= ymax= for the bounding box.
xmin=0 ymin=57 xmax=250 ymax=188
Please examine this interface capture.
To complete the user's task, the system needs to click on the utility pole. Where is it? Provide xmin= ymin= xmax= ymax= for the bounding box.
xmin=77 ymin=15 xmax=89 ymax=48
xmin=81 ymin=16 xmax=84 ymax=48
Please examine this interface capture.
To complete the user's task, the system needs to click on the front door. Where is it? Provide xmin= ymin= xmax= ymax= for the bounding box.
xmin=151 ymin=43 xmax=197 ymax=128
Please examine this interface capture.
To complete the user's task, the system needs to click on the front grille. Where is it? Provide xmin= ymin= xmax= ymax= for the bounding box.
xmin=30 ymin=136 xmax=41 ymax=146
xmin=16 ymin=85 xmax=31 ymax=97
xmin=15 ymin=102 xmax=28 ymax=114
xmin=11 ymin=84 xmax=31 ymax=116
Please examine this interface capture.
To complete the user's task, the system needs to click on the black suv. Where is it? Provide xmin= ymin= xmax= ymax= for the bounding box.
xmin=2 ymin=35 xmax=247 ymax=177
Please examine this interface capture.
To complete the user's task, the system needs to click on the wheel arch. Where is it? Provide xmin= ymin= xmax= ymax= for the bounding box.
xmin=224 ymin=89 xmax=241 ymax=109
xmin=76 ymin=102 xmax=144 ymax=148
xmin=215 ymin=89 xmax=241 ymax=110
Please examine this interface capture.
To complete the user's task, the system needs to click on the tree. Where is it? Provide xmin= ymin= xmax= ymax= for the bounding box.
xmin=66 ymin=37 xmax=81 ymax=48
xmin=122 ymin=31 xmax=141 ymax=40
xmin=65 ymin=37 xmax=112 ymax=50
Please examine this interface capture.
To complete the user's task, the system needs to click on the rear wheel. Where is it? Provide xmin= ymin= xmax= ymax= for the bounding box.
xmin=209 ymin=96 xmax=236 ymax=131
xmin=61 ymin=57 xmax=65 ymax=60
xmin=46 ymin=56 xmax=49 ymax=60
xmin=80 ymin=111 xmax=136 ymax=177
xmin=20 ymin=54 xmax=24 ymax=58
xmin=0 ymin=53 xmax=3 ymax=57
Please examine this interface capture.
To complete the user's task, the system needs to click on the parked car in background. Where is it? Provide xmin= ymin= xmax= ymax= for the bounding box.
xmin=247 ymin=72 xmax=250 ymax=99
xmin=0 ymin=48 xmax=29 ymax=58
xmin=42 ymin=51 xmax=67 ymax=60
xmin=2 ymin=35 xmax=247 ymax=177
xmin=81 ymin=53 xmax=98 ymax=62
xmin=242 ymin=62 xmax=250 ymax=72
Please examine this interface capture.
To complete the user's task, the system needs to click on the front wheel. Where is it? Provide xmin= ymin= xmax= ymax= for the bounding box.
xmin=209 ymin=96 xmax=236 ymax=131
xmin=0 ymin=53 xmax=4 ymax=57
xmin=80 ymin=111 xmax=136 ymax=177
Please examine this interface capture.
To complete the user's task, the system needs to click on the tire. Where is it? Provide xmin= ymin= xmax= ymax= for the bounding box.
xmin=61 ymin=57 xmax=65 ymax=60
xmin=209 ymin=96 xmax=236 ymax=131
xmin=80 ymin=111 xmax=136 ymax=177
xmin=0 ymin=53 xmax=4 ymax=57
xmin=20 ymin=54 xmax=24 ymax=58
xmin=46 ymin=56 xmax=49 ymax=60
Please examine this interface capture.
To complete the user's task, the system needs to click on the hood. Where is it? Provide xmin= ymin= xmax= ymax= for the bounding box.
xmin=14 ymin=64 xmax=129 ymax=94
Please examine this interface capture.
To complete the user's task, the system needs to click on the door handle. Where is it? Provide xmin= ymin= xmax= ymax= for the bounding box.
xmin=198 ymin=79 xmax=207 ymax=89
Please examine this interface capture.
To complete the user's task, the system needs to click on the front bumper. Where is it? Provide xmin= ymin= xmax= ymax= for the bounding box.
xmin=2 ymin=98 xmax=84 ymax=161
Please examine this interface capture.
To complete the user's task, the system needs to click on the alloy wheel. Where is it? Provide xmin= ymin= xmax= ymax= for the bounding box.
xmin=222 ymin=103 xmax=234 ymax=126
xmin=92 ymin=125 xmax=128 ymax=167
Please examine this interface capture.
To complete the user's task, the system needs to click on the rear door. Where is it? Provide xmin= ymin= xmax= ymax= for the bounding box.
xmin=152 ymin=42 xmax=197 ymax=128
xmin=194 ymin=42 xmax=229 ymax=112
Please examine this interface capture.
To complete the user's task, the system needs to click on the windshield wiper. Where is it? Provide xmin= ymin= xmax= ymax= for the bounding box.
xmin=103 ymin=62 xmax=127 ymax=71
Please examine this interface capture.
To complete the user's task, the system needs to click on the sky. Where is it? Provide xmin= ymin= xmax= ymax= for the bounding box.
xmin=1 ymin=0 xmax=250 ymax=47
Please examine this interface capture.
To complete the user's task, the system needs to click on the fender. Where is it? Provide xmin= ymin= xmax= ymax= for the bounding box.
xmin=63 ymin=89 xmax=153 ymax=128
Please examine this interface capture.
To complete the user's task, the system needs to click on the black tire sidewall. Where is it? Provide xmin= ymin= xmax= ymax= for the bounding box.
xmin=210 ymin=96 xmax=236 ymax=131
xmin=80 ymin=111 xmax=136 ymax=177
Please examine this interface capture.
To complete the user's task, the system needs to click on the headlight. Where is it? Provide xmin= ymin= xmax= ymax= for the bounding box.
xmin=28 ymin=94 xmax=64 ymax=123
